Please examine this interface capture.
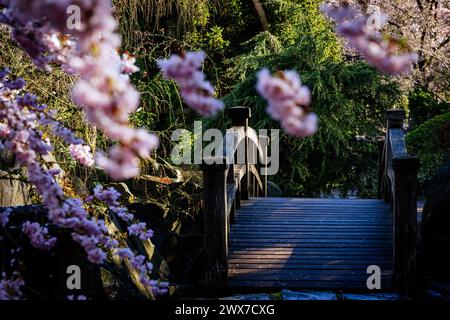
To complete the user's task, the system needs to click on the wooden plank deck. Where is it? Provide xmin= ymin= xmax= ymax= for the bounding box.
xmin=228 ymin=197 xmax=394 ymax=289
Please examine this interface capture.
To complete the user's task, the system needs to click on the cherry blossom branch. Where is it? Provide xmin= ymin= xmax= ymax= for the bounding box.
xmin=256 ymin=69 xmax=317 ymax=137
xmin=157 ymin=51 xmax=224 ymax=117
xmin=321 ymin=4 xmax=418 ymax=76
xmin=0 ymin=0 xmax=158 ymax=180
xmin=0 ymin=69 xmax=166 ymax=299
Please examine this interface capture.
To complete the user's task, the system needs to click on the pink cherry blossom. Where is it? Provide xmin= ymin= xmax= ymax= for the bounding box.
xmin=1 ymin=0 xmax=159 ymax=180
xmin=283 ymin=113 xmax=318 ymax=138
xmin=93 ymin=185 xmax=154 ymax=241
xmin=0 ymin=274 xmax=24 ymax=300
xmin=157 ymin=51 xmax=224 ymax=117
xmin=96 ymin=148 xmax=140 ymax=181
xmin=128 ymin=222 xmax=154 ymax=241
xmin=120 ymin=52 xmax=140 ymax=75
xmin=93 ymin=185 xmax=121 ymax=207
xmin=67 ymin=294 xmax=88 ymax=300
xmin=0 ymin=0 xmax=174 ymax=298
xmin=115 ymin=248 xmax=134 ymax=260
xmin=0 ymin=208 xmax=12 ymax=227
xmin=256 ymin=68 xmax=317 ymax=137
xmin=69 ymin=144 xmax=94 ymax=167
xmin=321 ymin=4 xmax=418 ymax=75
xmin=1 ymin=70 xmax=164 ymax=298
xmin=149 ymin=280 xmax=169 ymax=296
xmin=22 ymin=221 xmax=57 ymax=250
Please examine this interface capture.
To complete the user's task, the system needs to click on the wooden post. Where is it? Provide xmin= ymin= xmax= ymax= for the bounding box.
xmin=259 ymin=135 xmax=269 ymax=197
xmin=201 ymin=158 xmax=228 ymax=288
xmin=235 ymin=181 xmax=241 ymax=209
xmin=386 ymin=109 xmax=405 ymax=130
xmin=377 ymin=137 xmax=385 ymax=199
xmin=384 ymin=109 xmax=420 ymax=294
xmin=384 ymin=109 xmax=405 ymax=202
xmin=229 ymin=198 xmax=236 ymax=225
xmin=227 ymin=163 xmax=236 ymax=225
xmin=392 ymin=155 xmax=419 ymax=295
xmin=228 ymin=107 xmax=251 ymax=200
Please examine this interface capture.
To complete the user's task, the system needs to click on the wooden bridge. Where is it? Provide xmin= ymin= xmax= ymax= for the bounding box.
xmin=228 ymin=197 xmax=393 ymax=290
xmin=201 ymin=107 xmax=419 ymax=295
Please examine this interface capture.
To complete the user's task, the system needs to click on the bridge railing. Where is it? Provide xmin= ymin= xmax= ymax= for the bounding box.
xmin=201 ymin=106 xmax=268 ymax=287
xmin=378 ymin=109 xmax=420 ymax=295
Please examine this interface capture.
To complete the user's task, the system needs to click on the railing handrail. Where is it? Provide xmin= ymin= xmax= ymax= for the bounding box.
xmin=201 ymin=106 xmax=268 ymax=287
xmin=379 ymin=109 xmax=420 ymax=295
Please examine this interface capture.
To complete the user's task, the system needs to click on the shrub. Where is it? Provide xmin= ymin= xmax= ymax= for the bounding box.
xmin=408 ymin=88 xmax=449 ymax=128
xmin=406 ymin=112 xmax=450 ymax=190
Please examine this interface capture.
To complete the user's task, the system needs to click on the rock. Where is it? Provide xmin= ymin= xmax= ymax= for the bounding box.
xmin=41 ymin=152 xmax=64 ymax=179
xmin=0 ymin=150 xmax=32 ymax=207
xmin=341 ymin=293 xmax=401 ymax=300
xmin=127 ymin=201 xmax=169 ymax=229
xmin=267 ymin=181 xmax=282 ymax=197
xmin=421 ymin=149 xmax=450 ymax=280
xmin=0 ymin=171 xmax=32 ymax=206
xmin=72 ymin=176 xmax=90 ymax=197
xmin=281 ymin=289 xmax=337 ymax=300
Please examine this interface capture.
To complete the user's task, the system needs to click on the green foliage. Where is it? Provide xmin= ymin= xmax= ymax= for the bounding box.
xmin=213 ymin=0 xmax=260 ymax=47
xmin=4 ymin=0 xmax=445 ymax=200
xmin=201 ymin=0 xmax=403 ymax=197
xmin=221 ymin=57 xmax=401 ymax=197
xmin=408 ymin=88 xmax=449 ymax=128
xmin=130 ymin=71 xmax=203 ymax=160
xmin=185 ymin=26 xmax=230 ymax=52
xmin=266 ymin=0 xmax=342 ymax=60
xmin=406 ymin=112 xmax=450 ymax=189
xmin=224 ymin=31 xmax=281 ymax=83
xmin=114 ymin=0 xmax=213 ymax=48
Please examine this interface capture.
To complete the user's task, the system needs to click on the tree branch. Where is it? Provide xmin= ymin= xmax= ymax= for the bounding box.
xmin=251 ymin=0 xmax=269 ymax=31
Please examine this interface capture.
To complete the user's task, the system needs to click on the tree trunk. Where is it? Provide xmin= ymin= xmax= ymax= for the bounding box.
xmin=251 ymin=0 xmax=269 ymax=30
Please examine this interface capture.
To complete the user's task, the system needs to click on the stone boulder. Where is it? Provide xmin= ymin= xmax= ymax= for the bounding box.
xmin=0 ymin=171 xmax=32 ymax=206
xmin=0 ymin=150 xmax=32 ymax=207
